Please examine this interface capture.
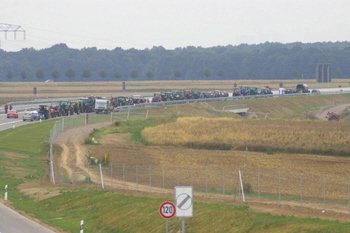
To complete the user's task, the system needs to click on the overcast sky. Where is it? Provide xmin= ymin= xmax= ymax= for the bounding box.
xmin=1 ymin=0 xmax=349 ymax=52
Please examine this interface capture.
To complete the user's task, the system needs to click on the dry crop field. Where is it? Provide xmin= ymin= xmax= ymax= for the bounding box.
xmin=141 ymin=117 xmax=350 ymax=155
xmin=0 ymin=79 xmax=348 ymax=100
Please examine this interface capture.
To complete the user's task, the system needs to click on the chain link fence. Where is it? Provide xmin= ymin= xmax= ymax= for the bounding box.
xmin=56 ymin=161 xmax=350 ymax=214
xmin=50 ymin=110 xmax=350 ymax=215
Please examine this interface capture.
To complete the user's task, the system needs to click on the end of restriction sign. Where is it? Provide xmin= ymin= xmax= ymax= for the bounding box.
xmin=159 ymin=202 xmax=176 ymax=219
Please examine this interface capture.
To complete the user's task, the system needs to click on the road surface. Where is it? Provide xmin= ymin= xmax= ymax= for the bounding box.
xmin=0 ymin=109 xmax=56 ymax=232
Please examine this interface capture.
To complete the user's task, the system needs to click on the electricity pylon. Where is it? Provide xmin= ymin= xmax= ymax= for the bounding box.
xmin=0 ymin=23 xmax=26 ymax=48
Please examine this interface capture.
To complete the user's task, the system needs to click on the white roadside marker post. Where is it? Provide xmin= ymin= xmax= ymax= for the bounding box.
xmin=5 ymin=185 xmax=8 ymax=201
xmin=80 ymin=220 xmax=84 ymax=233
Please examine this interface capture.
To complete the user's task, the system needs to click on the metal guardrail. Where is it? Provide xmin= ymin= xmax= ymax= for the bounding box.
xmin=2 ymin=90 xmax=348 ymax=114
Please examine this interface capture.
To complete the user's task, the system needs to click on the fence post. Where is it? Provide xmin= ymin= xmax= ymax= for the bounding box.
xmin=348 ymin=175 xmax=350 ymax=215
xmin=127 ymin=110 xmax=130 ymax=120
xmin=258 ymin=169 xmax=260 ymax=202
xmin=123 ymin=164 xmax=125 ymax=190
xmin=99 ymin=163 xmax=104 ymax=189
xmin=177 ymin=166 xmax=179 ymax=186
xmin=222 ymin=168 xmax=225 ymax=195
xmin=145 ymin=110 xmax=149 ymax=119
xmin=87 ymin=161 xmax=90 ymax=187
xmin=136 ymin=165 xmax=138 ymax=192
xmin=323 ymin=173 xmax=326 ymax=211
xmin=191 ymin=167 xmax=194 ymax=188
xmin=278 ymin=171 xmax=281 ymax=204
xmin=162 ymin=165 xmax=165 ymax=193
xmin=149 ymin=165 xmax=152 ymax=192
xmin=300 ymin=172 xmax=303 ymax=208
xmin=110 ymin=163 xmax=113 ymax=188
xmin=205 ymin=167 xmax=208 ymax=197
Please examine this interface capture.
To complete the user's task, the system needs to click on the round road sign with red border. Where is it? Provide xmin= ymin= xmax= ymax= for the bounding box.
xmin=159 ymin=202 xmax=176 ymax=219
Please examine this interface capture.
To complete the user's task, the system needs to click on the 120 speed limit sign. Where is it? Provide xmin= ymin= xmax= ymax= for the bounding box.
xmin=159 ymin=202 xmax=176 ymax=219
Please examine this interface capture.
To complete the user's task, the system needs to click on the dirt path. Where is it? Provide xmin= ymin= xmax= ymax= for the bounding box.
xmin=315 ymin=103 xmax=350 ymax=119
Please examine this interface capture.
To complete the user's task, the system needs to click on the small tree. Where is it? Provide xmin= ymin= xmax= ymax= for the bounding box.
xmin=51 ymin=70 xmax=60 ymax=79
xmin=203 ymin=68 xmax=212 ymax=79
xmin=234 ymin=82 xmax=237 ymax=88
xmin=82 ymin=69 xmax=92 ymax=79
xmin=173 ymin=69 xmax=182 ymax=79
xmin=216 ymin=69 xmax=225 ymax=78
xmin=114 ymin=71 xmax=122 ymax=79
xmin=99 ymin=70 xmax=108 ymax=79
xmin=36 ymin=69 xmax=45 ymax=79
xmin=65 ymin=67 xmax=76 ymax=80
xmin=20 ymin=70 xmax=27 ymax=80
xmin=279 ymin=82 xmax=283 ymax=88
xmin=6 ymin=71 xmax=14 ymax=80
xmin=146 ymin=70 xmax=155 ymax=80
xmin=129 ymin=69 xmax=139 ymax=80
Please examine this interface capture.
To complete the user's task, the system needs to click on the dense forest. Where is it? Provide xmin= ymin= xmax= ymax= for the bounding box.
xmin=0 ymin=41 xmax=350 ymax=82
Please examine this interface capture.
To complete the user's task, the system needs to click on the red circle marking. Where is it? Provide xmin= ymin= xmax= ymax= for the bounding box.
xmin=159 ymin=202 xmax=176 ymax=219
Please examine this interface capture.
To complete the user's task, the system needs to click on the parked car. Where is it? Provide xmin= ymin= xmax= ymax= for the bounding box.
xmin=23 ymin=111 xmax=40 ymax=121
xmin=311 ymin=89 xmax=321 ymax=94
xmin=7 ymin=110 xmax=18 ymax=118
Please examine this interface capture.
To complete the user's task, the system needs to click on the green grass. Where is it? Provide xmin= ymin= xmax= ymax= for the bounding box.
xmin=2 ymin=99 xmax=350 ymax=232
xmin=11 ymin=188 xmax=349 ymax=233
xmin=0 ymin=120 xmax=56 ymax=153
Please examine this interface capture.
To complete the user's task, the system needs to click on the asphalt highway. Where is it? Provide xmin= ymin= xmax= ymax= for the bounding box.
xmin=0 ymin=110 xmax=55 ymax=233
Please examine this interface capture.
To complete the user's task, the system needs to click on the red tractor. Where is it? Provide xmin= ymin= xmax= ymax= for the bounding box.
xmin=152 ymin=92 xmax=162 ymax=102
xmin=232 ymin=88 xmax=241 ymax=96
xmin=326 ymin=112 xmax=340 ymax=121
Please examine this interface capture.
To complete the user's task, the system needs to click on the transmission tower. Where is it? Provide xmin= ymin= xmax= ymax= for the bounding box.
xmin=0 ymin=23 xmax=26 ymax=48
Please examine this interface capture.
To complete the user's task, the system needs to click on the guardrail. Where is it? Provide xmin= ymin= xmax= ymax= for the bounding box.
xmin=2 ymin=90 xmax=348 ymax=114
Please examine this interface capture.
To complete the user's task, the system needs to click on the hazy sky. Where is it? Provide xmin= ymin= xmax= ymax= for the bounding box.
xmin=1 ymin=0 xmax=349 ymax=51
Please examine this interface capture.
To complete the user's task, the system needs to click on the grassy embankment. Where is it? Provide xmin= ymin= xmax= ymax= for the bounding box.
xmin=1 ymin=93 xmax=350 ymax=232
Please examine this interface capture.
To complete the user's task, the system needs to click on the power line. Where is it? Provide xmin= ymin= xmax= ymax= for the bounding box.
xmin=0 ymin=23 xmax=26 ymax=40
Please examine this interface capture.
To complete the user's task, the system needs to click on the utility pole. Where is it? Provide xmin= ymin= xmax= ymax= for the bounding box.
xmin=0 ymin=23 xmax=26 ymax=48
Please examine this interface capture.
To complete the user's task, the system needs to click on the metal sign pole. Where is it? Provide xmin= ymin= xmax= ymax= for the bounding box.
xmin=166 ymin=219 xmax=168 ymax=233
xmin=182 ymin=217 xmax=185 ymax=233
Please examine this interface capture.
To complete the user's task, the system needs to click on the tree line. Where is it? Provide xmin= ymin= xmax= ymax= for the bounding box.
xmin=0 ymin=41 xmax=350 ymax=82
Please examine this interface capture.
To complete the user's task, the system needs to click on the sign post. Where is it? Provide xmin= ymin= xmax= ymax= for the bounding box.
xmin=175 ymin=186 xmax=193 ymax=233
xmin=159 ymin=202 xmax=176 ymax=233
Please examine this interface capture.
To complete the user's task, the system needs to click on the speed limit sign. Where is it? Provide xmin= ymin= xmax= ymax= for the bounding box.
xmin=159 ymin=202 xmax=176 ymax=219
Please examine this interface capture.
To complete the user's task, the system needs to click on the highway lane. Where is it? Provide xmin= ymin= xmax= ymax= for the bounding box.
xmin=0 ymin=203 xmax=55 ymax=233
xmin=0 ymin=112 xmax=55 ymax=233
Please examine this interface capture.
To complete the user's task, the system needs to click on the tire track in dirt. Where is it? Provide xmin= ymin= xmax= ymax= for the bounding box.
xmin=54 ymin=122 xmax=170 ymax=193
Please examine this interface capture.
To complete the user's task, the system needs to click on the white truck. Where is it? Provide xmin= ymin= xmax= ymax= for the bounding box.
xmin=95 ymin=99 xmax=112 ymax=114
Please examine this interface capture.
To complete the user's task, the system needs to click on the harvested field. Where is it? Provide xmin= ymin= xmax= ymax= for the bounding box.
xmin=141 ymin=117 xmax=350 ymax=155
